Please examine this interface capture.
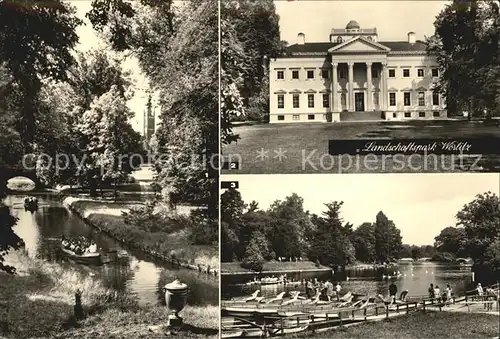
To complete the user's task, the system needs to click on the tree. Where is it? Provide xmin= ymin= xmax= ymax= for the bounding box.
xmin=241 ymin=235 xmax=265 ymax=272
xmin=0 ymin=203 xmax=21 ymax=274
xmin=428 ymin=0 xmax=500 ymax=118
xmin=434 ymin=226 xmax=467 ymax=256
xmin=0 ymin=0 xmax=81 ymax=150
xmin=456 ymin=191 xmax=500 ymax=265
xmin=374 ymin=211 xmax=402 ymax=263
xmin=351 ymin=222 xmax=376 ymax=263
xmin=221 ymin=221 xmax=240 ymax=262
xmin=309 ymin=202 xmax=355 ymax=267
xmin=77 ymin=85 xmax=140 ymax=198
xmin=483 ymin=238 xmax=500 ymax=279
xmin=268 ymin=194 xmax=313 ymax=258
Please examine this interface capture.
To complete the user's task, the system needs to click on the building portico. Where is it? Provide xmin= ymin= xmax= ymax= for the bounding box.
xmin=269 ymin=20 xmax=446 ymax=123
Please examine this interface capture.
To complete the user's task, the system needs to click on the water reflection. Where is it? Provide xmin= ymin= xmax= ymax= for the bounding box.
xmin=4 ymin=194 xmax=218 ymax=307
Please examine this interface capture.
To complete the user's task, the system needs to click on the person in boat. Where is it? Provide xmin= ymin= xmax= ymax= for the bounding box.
xmin=389 ymin=282 xmax=398 ymax=303
xmin=428 ymin=283 xmax=435 ymax=299
xmin=88 ymin=241 xmax=97 ymax=254
xmin=335 ymin=282 xmax=342 ymax=301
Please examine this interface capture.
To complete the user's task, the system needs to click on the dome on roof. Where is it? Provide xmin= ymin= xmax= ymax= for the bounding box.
xmin=346 ymin=20 xmax=360 ymax=30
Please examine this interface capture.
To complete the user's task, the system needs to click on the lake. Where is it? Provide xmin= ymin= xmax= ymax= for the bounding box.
xmin=222 ymin=263 xmax=474 ymax=300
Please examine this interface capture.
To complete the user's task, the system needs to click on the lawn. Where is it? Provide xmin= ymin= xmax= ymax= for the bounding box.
xmin=0 ymin=254 xmax=218 ymax=339
xmin=289 ymin=311 xmax=500 ymax=339
xmin=222 ymin=120 xmax=500 ymax=173
xmin=221 ymin=261 xmax=331 ymax=274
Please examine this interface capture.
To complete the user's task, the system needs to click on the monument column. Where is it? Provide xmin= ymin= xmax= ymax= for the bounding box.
xmin=348 ymin=62 xmax=354 ymax=111
xmin=332 ymin=62 xmax=338 ymax=112
xmin=366 ymin=62 xmax=372 ymax=111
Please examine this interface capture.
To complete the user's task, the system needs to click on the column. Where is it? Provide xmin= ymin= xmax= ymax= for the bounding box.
xmin=366 ymin=62 xmax=372 ymax=111
xmin=381 ymin=62 xmax=387 ymax=110
xmin=348 ymin=62 xmax=354 ymax=111
xmin=332 ymin=62 xmax=338 ymax=112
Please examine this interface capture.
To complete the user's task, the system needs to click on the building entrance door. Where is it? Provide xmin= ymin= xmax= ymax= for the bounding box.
xmin=355 ymin=92 xmax=365 ymax=112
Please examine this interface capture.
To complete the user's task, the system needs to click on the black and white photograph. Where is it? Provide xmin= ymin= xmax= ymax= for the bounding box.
xmin=221 ymin=0 xmax=500 ymax=174
xmin=220 ymin=173 xmax=500 ymax=338
xmin=0 ymin=1 xmax=218 ymax=339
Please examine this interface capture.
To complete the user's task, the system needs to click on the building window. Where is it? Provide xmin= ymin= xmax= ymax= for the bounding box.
xmin=404 ymin=112 xmax=411 ymax=118
xmin=277 ymin=70 xmax=284 ymax=80
xmin=432 ymin=92 xmax=440 ymax=106
xmin=292 ymin=70 xmax=299 ymax=79
xmin=339 ymin=68 xmax=346 ymax=79
xmin=337 ymin=36 xmax=343 ymax=43
xmin=417 ymin=69 xmax=424 ymax=77
xmin=403 ymin=69 xmax=410 ymax=77
xmin=419 ymin=111 xmax=426 ymax=118
xmin=308 ymin=114 xmax=315 ymax=120
xmin=322 ymin=93 xmax=330 ymax=108
xmin=308 ymin=94 xmax=315 ymax=108
xmin=433 ymin=111 xmax=440 ymax=117
xmin=341 ymin=93 xmax=346 ymax=106
xmin=389 ymin=92 xmax=396 ymax=106
xmin=403 ymin=92 xmax=411 ymax=106
xmin=371 ymin=69 xmax=378 ymax=78
xmin=277 ymin=115 xmax=285 ymax=121
xmin=388 ymin=69 xmax=396 ymax=78
xmin=277 ymin=94 xmax=284 ymax=109
xmin=321 ymin=69 xmax=329 ymax=79
xmin=432 ymin=68 xmax=439 ymax=77
xmin=393 ymin=112 xmax=397 ymax=118
xmin=292 ymin=94 xmax=300 ymax=108
xmin=292 ymin=114 xmax=300 ymax=121
xmin=307 ymin=70 xmax=314 ymax=79
xmin=418 ymin=92 xmax=425 ymax=106
xmin=373 ymin=92 xmax=379 ymax=106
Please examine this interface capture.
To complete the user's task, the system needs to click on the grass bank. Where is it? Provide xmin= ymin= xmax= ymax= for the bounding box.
xmin=0 ymin=253 xmax=218 ymax=339
xmin=289 ymin=311 xmax=499 ymax=338
xmin=222 ymin=120 xmax=500 ymax=174
xmin=221 ymin=261 xmax=331 ymax=274
xmin=66 ymin=198 xmax=218 ymax=271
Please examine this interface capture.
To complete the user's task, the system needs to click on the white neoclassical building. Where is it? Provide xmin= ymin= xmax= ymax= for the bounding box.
xmin=269 ymin=20 xmax=446 ymax=123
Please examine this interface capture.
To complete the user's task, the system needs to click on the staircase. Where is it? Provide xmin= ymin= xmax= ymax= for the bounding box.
xmin=340 ymin=111 xmax=385 ymax=122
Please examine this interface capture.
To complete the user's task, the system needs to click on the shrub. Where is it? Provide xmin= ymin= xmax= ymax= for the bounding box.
xmin=188 ymin=210 xmax=218 ymax=245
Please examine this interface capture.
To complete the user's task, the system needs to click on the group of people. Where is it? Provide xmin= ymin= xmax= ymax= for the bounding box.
xmin=61 ymin=235 xmax=98 ymax=256
xmin=427 ymin=283 xmax=453 ymax=304
xmin=304 ymin=278 xmax=342 ymax=301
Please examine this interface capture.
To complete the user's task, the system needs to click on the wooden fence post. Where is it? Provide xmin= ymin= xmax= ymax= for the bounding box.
xmin=74 ymin=289 xmax=84 ymax=320
xmin=385 ymin=306 xmax=389 ymax=319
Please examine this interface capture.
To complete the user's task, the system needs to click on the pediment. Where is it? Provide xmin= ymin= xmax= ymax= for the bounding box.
xmin=329 ymin=36 xmax=390 ymax=53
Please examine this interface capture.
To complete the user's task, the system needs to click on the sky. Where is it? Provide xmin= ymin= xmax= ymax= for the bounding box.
xmin=275 ymin=0 xmax=450 ymax=44
xmin=70 ymin=0 xmax=149 ymax=134
xmin=221 ymin=173 xmax=499 ymax=246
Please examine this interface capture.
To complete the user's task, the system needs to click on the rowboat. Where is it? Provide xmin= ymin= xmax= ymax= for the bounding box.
xmin=260 ymin=277 xmax=282 ymax=285
xmin=60 ymin=247 xmax=102 ymax=265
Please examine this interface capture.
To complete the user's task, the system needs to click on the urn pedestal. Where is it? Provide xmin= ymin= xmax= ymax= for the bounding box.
xmin=163 ymin=279 xmax=189 ymax=327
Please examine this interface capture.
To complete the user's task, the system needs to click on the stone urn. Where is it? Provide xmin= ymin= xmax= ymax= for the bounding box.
xmin=163 ymin=279 xmax=189 ymax=327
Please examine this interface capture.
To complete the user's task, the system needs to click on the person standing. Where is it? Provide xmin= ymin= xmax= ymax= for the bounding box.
xmin=305 ymin=279 xmax=313 ymax=298
xmin=325 ymin=280 xmax=334 ymax=301
xmin=445 ymin=284 xmax=452 ymax=305
xmin=434 ymin=285 xmax=441 ymax=302
xmin=428 ymin=283 xmax=435 ymax=299
xmin=335 ymin=282 xmax=342 ymax=301
xmin=389 ymin=282 xmax=398 ymax=304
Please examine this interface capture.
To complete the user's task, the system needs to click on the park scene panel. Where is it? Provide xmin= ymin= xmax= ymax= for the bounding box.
xmin=0 ymin=1 xmax=218 ymax=339
xmin=220 ymin=173 xmax=500 ymax=338
xmin=221 ymin=0 xmax=500 ymax=174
